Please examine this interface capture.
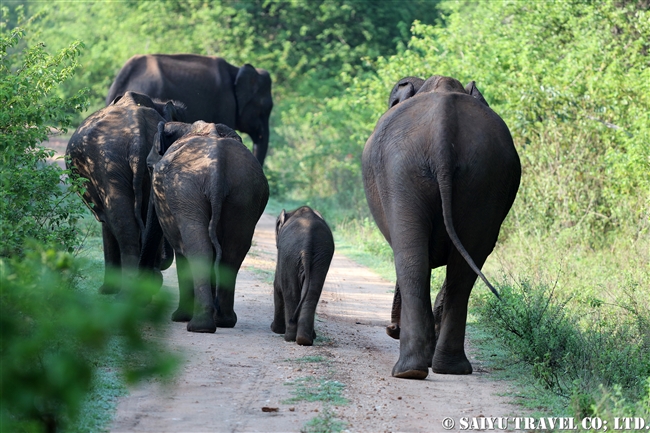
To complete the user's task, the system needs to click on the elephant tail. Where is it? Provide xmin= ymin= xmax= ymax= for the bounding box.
xmin=436 ymin=151 xmax=501 ymax=300
xmin=131 ymin=156 xmax=147 ymax=241
xmin=290 ymin=248 xmax=311 ymax=325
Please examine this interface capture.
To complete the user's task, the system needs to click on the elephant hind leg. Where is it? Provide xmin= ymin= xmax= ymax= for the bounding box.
xmin=386 ymin=282 xmax=401 ymax=339
xmin=177 ymin=224 xmax=217 ymax=333
xmin=100 ymin=224 xmax=121 ymax=294
xmin=171 ymin=253 xmax=193 ymax=322
xmin=431 ymin=253 xmax=481 ymax=375
xmin=213 ymin=211 xmax=258 ymax=328
xmin=390 ymin=244 xmax=435 ymax=380
xmin=271 ymin=276 xmax=286 ymax=334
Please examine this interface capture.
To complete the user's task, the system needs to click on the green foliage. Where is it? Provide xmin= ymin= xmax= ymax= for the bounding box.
xmin=0 ymin=245 xmax=178 ymax=433
xmin=274 ymin=0 xmax=649 ymax=246
xmin=301 ymin=406 xmax=347 ymax=433
xmin=27 ymin=0 xmax=439 ymax=108
xmin=0 ymin=9 xmax=88 ymax=256
xmin=592 ymin=379 xmax=650 ymax=422
xmin=474 ymin=277 xmax=650 ymax=414
xmin=284 ymin=377 xmax=348 ymax=405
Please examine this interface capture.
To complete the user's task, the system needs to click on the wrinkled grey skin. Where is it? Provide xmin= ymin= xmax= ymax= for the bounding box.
xmin=362 ymin=75 xmax=521 ymax=379
xmin=270 ymin=206 xmax=335 ymax=346
xmin=142 ymin=121 xmax=269 ymax=333
xmin=106 ymin=54 xmax=273 ymax=167
xmin=66 ymin=91 xmax=185 ymax=294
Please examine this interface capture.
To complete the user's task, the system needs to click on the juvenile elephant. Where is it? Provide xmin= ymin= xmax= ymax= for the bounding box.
xmin=106 ymin=54 xmax=273 ymax=167
xmin=271 ymin=206 xmax=335 ymax=346
xmin=66 ymin=91 xmax=185 ymax=293
xmin=362 ymin=75 xmax=521 ymax=379
xmin=141 ymin=121 xmax=269 ymax=333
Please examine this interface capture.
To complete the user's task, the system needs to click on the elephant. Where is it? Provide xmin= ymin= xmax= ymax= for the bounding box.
xmin=140 ymin=120 xmax=269 ymax=333
xmin=270 ymin=206 xmax=335 ymax=346
xmin=106 ymin=54 xmax=273 ymax=167
xmin=66 ymin=91 xmax=185 ymax=294
xmin=362 ymin=75 xmax=521 ymax=379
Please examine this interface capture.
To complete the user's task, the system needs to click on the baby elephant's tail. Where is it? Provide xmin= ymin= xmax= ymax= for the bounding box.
xmin=290 ymin=249 xmax=311 ymax=325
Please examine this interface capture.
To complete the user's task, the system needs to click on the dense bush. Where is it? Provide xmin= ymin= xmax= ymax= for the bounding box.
xmin=25 ymin=0 xmax=439 ymax=108
xmin=0 ymin=245 xmax=177 ymax=433
xmin=475 ymin=279 xmax=650 ymax=415
xmin=271 ymin=1 xmax=649 ymax=243
xmin=0 ymin=15 xmax=177 ymax=432
xmin=0 ymin=11 xmax=87 ymax=256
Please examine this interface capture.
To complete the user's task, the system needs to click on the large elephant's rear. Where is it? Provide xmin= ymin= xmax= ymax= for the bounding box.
xmin=66 ymin=95 xmax=165 ymax=294
xmin=362 ymin=76 xmax=520 ymax=379
xmin=151 ymin=131 xmax=269 ymax=333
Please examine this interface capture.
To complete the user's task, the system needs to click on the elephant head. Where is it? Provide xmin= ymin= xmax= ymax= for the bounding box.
xmin=149 ymin=121 xmax=243 ymax=168
xmin=388 ymin=76 xmax=425 ymax=109
xmin=234 ymin=64 xmax=273 ymax=166
xmin=389 ymin=75 xmax=491 ymax=107
xmin=275 ymin=207 xmax=325 ymax=248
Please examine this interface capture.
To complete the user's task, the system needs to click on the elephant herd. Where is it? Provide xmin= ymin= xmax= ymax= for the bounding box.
xmin=66 ymin=54 xmax=521 ymax=380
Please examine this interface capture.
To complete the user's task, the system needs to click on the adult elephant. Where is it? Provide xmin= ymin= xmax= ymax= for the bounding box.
xmin=141 ymin=121 xmax=269 ymax=333
xmin=66 ymin=91 xmax=185 ymax=294
xmin=362 ymin=75 xmax=521 ymax=379
xmin=106 ymin=54 xmax=273 ymax=167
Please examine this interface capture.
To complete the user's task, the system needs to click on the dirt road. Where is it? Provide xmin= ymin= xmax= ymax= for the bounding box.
xmin=109 ymin=213 xmax=520 ymax=433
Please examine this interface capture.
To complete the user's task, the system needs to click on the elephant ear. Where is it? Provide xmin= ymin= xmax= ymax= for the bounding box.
xmin=109 ymin=94 xmax=124 ymax=105
xmin=162 ymin=100 xmax=187 ymax=122
xmin=235 ymin=64 xmax=260 ymax=117
xmin=213 ymin=123 xmax=243 ymax=143
xmin=275 ymin=210 xmax=287 ymax=248
xmin=388 ymin=77 xmax=425 ymax=109
xmin=155 ymin=121 xmax=167 ymax=156
xmin=312 ymin=209 xmax=325 ymax=221
xmin=465 ymin=81 xmax=490 ymax=107
xmin=156 ymin=121 xmax=189 ymax=156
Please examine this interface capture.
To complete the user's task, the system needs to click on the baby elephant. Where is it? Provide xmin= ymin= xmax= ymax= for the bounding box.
xmin=271 ymin=206 xmax=335 ymax=346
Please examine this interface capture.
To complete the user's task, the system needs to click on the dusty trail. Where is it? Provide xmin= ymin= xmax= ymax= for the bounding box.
xmin=109 ymin=213 xmax=520 ymax=432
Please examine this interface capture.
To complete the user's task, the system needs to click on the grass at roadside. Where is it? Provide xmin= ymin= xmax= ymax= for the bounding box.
xmin=62 ymin=214 xmax=178 ymax=432
xmin=62 ymin=219 xmax=127 ymax=433
xmin=282 ymin=334 xmax=348 ymax=433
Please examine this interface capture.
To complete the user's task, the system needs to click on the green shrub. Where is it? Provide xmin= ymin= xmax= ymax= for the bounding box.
xmin=0 ymin=15 xmax=178 ymax=432
xmin=0 ymin=9 xmax=88 ymax=256
xmin=268 ymin=1 xmax=650 ymax=249
xmin=0 ymin=245 xmax=177 ymax=433
xmin=475 ymin=277 xmax=650 ymax=414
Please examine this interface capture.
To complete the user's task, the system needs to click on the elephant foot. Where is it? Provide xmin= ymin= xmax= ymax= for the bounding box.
xmin=391 ymin=356 xmax=429 ymax=380
xmin=392 ymin=365 xmax=429 ymax=380
xmin=296 ymin=329 xmax=316 ymax=346
xmin=214 ymin=312 xmax=237 ymax=328
xmin=296 ymin=336 xmax=313 ymax=346
xmin=386 ymin=323 xmax=400 ymax=339
xmin=431 ymin=350 xmax=473 ymax=375
xmin=171 ymin=308 xmax=192 ymax=322
xmin=99 ymin=283 xmax=120 ymax=295
xmin=284 ymin=331 xmax=297 ymax=342
xmin=187 ymin=314 xmax=216 ymax=333
xmin=270 ymin=321 xmax=285 ymax=334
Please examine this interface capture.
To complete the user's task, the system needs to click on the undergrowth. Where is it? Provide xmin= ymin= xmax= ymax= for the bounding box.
xmin=473 ymin=276 xmax=650 ymax=419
